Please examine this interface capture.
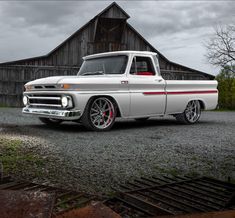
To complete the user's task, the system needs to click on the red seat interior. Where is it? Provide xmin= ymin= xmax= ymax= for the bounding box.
xmin=135 ymin=71 xmax=154 ymax=76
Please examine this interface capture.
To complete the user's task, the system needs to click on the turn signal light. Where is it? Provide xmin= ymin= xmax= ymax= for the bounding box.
xmin=61 ymin=84 xmax=71 ymax=89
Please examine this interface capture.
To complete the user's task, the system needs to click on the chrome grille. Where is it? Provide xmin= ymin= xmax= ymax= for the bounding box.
xmin=28 ymin=95 xmax=62 ymax=108
xmin=33 ymin=85 xmax=57 ymax=89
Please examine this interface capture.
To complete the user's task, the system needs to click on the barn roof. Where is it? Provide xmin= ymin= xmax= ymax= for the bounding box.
xmin=0 ymin=2 xmax=214 ymax=79
xmin=97 ymin=2 xmax=130 ymax=19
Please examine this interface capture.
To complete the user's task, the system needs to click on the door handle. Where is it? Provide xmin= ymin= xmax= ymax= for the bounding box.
xmin=155 ymin=79 xmax=163 ymax=82
xmin=121 ymin=81 xmax=129 ymax=84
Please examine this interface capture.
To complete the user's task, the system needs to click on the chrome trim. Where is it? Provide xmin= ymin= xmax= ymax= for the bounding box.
xmin=28 ymin=96 xmax=61 ymax=100
xmin=25 ymin=94 xmax=73 ymax=109
xmin=29 ymin=103 xmax=62 ymax=107
xmin=22 ymin=107 xmax=81 ymax=120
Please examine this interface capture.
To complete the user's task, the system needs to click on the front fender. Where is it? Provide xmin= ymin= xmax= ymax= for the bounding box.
xmin=73 ymin=92 xmax=130 ymax=118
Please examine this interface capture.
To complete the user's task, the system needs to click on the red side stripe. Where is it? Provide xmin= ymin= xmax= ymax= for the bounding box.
xmin=167 ymin=90 xmax=218 ymax=95
xmin=143 ymin=92 xmax=166 ymax=95
xmin=143 ymin=90 xmax=217 ymax=95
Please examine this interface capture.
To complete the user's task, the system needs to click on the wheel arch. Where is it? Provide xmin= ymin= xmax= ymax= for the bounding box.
xmin=186 ymin=98 xmax=206 ymax=110
xmin=85 ymin=95 xmax=122 ymax=117
xmin=198 ymin=100 xmax=206 ymax=110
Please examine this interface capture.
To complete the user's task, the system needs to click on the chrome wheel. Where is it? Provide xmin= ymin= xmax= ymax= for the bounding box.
xmin=89 ymin=98 xmax=115 ymax=130
xmin=185 ymin=100 xmax=201 ymax=123
xmin=174 ymin=100 xmax=201 ymax=124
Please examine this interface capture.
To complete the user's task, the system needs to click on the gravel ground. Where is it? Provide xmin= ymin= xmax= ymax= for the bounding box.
xmin=0 ymin=108 xmax=234 ymax=194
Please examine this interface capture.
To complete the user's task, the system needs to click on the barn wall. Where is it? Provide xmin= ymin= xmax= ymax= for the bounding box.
xmin=0 ymin=66 xmax=79 ymax=107
xmin=47 ymin=22 xmax=96 ymax=66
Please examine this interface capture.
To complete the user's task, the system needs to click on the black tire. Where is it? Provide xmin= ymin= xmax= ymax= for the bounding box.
xmin=39 ymin=117 xmax=63 ymax=126
xmin=135 ymin=117 xmax=149 ymax=122
xmin=174 ymin=100 xmax=201 ymax=124
xmin=81 ymin=97 xmax=117 ymax=131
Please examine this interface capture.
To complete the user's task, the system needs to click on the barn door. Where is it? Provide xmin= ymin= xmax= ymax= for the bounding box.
xmin=94 ymin=17 xmax=125 ymax=42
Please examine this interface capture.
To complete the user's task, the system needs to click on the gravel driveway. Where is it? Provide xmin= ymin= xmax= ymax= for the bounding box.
xmin=0 ymin=108 xmax=234 ymax=194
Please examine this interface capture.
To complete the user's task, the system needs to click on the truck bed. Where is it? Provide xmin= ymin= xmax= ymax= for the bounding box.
xmin=161 ymin=70 xmax=214 ymax=80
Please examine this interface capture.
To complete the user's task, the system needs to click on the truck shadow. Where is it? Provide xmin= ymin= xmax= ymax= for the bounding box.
xmin=113 ymin=119 xmax=178 ymax=130
xmin=29 ymin=118 xmax=210 ymax=133
xmin=0 ymin=119 xmax=212 ymax=136
xmin=112 ymin=119 xmax=210 ymax=131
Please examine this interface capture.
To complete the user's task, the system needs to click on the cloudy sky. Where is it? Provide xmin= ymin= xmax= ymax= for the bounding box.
xmin=0 ymin=1 xmax=234 ymax=75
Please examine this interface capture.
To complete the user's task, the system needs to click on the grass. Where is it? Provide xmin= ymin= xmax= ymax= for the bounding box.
xmin=0 ymin=137 xmax=46 ymax=176
xmin=0 ymin=104 xmax=8 ymax=108
xmin=0 ymin=136 xmax=69 ymax=186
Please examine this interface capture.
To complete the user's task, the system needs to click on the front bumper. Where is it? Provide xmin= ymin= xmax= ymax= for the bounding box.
xmin=22 ymin=107 xmax=81 ymax=120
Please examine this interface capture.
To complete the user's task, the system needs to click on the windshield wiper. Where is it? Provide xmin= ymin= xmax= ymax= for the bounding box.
xmin=81 ymin=71 xmax=104 ymax=76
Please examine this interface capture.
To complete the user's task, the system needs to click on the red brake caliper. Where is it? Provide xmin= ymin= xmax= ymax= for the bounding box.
xmin=109 ymin=111 xmax=113 ymax=124
xmin=101 ymin=111 xmax=105 ymax=123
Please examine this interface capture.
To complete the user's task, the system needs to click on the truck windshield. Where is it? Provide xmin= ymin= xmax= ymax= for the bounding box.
xmin=78 ymin=55 xmax=127 ymax=76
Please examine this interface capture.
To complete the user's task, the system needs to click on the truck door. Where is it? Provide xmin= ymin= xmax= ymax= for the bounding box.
xmin=128 ymin=55 xmax=166 ymax=117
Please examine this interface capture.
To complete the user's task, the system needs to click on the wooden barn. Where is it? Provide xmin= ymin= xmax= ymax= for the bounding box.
xmin=0 ymin=2 xmax=214 ymax=107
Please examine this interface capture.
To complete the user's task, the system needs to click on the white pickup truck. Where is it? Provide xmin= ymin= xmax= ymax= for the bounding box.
xmin=22 ymin=51 xmax=218 ymax=131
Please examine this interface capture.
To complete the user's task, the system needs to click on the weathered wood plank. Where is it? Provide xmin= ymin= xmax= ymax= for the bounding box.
xmin=0 ymin=65 xmax=78 ymax=106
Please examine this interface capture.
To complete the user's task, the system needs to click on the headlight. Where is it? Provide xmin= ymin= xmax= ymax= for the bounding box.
xmin=23 ymin=96 xmax=28 ymax=106
xmin=61 ymin=96 xmax=69 ymax=108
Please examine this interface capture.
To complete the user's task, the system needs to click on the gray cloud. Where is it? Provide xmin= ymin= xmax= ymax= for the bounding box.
xmin=128 ymin=1 xmax=235 ymax=39
xmin=0 ymin=1 xmax=234 ymax=74
xmin=2 ymin=1 xmax=78 ymax=26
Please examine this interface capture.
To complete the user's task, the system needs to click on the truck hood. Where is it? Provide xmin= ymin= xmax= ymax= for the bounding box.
xmin=26 ymin=76 xmax=78 ymax=86
xmin=25 ymin=75 xmax=124 ymax=90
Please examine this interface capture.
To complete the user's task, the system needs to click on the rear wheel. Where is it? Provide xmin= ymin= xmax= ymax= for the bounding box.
xmin=39 ymin=117 xmax=63 ymax=126
xmin=81 ymin=97 xmax=116 ymax=131
xmin=175 ymin=100 xmax=201 ymax=124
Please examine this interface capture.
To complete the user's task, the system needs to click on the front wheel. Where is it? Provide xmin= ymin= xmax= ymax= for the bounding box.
xmin=81 ymin=97 xmax=117 ymax=131
xmin=174 ymin=100 xmax=201 ymax=124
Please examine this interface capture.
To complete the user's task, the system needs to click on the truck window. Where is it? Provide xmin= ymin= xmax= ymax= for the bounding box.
xmin=79 ymin=55 xmax=128 ymax=75
xmin=130 ymin=56 xmax=155 ymax=76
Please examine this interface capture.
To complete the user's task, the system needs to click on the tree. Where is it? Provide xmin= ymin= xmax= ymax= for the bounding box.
xmin=205 ymin=25 xmax=235 ymax=74
xmin=216 ymin=66 xmax=235 ymax=110
xmin=205 ymin=25 xmax=235 ymax=110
